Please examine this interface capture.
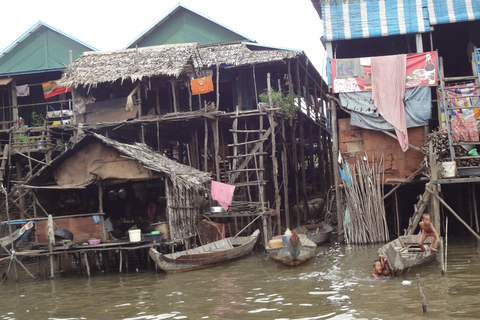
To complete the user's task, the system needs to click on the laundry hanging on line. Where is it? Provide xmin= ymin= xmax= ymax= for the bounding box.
xmin=190 ymin=76 xmax=214 ymax=95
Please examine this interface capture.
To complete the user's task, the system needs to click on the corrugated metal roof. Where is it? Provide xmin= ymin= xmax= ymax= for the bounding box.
xmin=322 ymin=0 xmax=430 ymax=41
xmin=0 ymin=21 xmax=97 ymax=76
xmin=321 ymin=0 xmax=480 ymax=42
xmin=125 ymin=3 xmax=255 ymax=48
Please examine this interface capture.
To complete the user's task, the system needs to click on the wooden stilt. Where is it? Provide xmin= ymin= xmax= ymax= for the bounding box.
xmin=445 ymin=217 xmax=448 ymax=273
xmin=473 ymin=183 xmax=479 ymax=233
xmin=204 ymin=118 xmax=208 ymax=172
xmin=395 ymin=190 xmax=400 ymax=236
xmin=84 ymin=252 xmax=90 ymax=277
xmin=267 ymin=74 xmax=281 ymax=235
xmin=281 ymin=120 xmax=290 ymax=230
xmin=427 ymin=187 xmax=480 ymax=240
xmin=119 ymin=250 xmax=123 ymax=273
xmin=416 ymin=274 xmax=428 ymax=315
xmin=299 ymin=118 xmax=309 ymax=223
xmin=330 ymin=99 xmax=343 ymax=237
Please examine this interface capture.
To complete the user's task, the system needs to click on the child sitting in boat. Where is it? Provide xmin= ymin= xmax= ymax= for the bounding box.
xmin=418 ymin=213 xmax=440 ymax=252
xmin=369 ymin=254 xmax=391 ymax=280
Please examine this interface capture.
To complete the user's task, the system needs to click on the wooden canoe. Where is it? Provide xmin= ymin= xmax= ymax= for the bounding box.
xmin=377 ymin=235 xmax=437 ymax=274
xmin=266 ymin=233 xmax=317 ymax=266
xmin=0 ymin=221 xmax=34 ymax=252
xmin=149 ymin=229 xmax=260 ymax=273
xmin=293 ymin=221 xmax=333 ymax=245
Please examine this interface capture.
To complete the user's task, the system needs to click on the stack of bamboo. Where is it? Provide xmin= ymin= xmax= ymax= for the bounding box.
xmin=340 ymin=153 xmax=389 ymax=244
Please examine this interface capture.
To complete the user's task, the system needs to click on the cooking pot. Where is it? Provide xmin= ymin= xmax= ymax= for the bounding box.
xmin=209 ymin=206 xmax=225 ymax=213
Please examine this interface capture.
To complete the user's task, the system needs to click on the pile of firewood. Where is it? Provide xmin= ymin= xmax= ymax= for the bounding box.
xmin=424 ymin=131 xmax=480 ymax=167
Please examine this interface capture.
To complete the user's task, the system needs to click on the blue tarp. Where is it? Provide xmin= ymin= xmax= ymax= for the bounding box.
xmin=340 ymin=86 xmax=432 ymax=131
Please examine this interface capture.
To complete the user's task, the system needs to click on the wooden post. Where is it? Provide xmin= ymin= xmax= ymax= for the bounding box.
xmin=156 ymin=121 xmax=160 ymax=152
xmin=282 ymin=120 xmax=290 ymax=229
xmin=204 ymin=118 xmax=208 ymax=172
xmin=395 ymin=190 xmax=400 ymax=236
xmin=291 ymin=121 xmax=300 ymax=227
xmin=427 ymin=187 xmax=480 ymax=240
xmin=171 ymin=79 xmax=178 ymax=113
xmin=216 ymin=45 xmax=220 ymax=111
xmin=416 ymin=274 xmax=428 ymax=315
xmin=473 ymin=183 xmax=479 ymax=233
xmin=188 ymin=81 xmax=192 ymax=112
xmin=445 ymin=216 xmax=448 ymax=273
xmin=84 ymin=252 xmax=90 ymax=277
xmin=440 ymin=236 xmax=445 ymax=275
xmin=330 ymin=99 xmax=343 ymax=237
xmin=267 ymin=74 xmax=281 ymax=235
xmin=253 ymin=65 xmax=258 ymax=107
xmin=212 ymin=119 xmax=220 ymax=180
xmin=299 ymin=118 xmax=309 ymax=223
xmin=156 ymin=84 xmax=161 ymax=115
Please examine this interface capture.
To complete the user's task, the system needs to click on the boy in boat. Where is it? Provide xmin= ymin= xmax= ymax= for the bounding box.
xmin=369 ymin=254 xmax=391 ymax=280
xmin=418 ymin=213 xmax=440 ymax=252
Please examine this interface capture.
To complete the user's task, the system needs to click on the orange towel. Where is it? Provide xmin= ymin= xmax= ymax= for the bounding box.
xmin=191 ymin=76 xmax=214 ymax=95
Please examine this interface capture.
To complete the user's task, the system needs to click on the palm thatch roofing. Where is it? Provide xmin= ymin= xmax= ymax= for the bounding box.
xmin=58 ymin=42 xmax=303 ymax=88
xmin=91 ymin=133 xmax=211 ymax=189
xmin=24 ymin=133 xmax=211 ymax=190
xmin=58 ymin=43 xmax=198 ymax=88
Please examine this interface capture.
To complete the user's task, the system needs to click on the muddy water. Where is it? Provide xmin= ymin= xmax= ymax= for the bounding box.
xmin=0 ymin=236 xmax=479 ymax=319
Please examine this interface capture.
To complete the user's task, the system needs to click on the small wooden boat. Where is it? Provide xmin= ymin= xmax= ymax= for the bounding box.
xmin=377 ymin=235 xmax=437 ymax=274
xmin=0 ymin=221 xmax=34 ymax=252
xmin=293 ymin=221 xmax=333 ymax=245
xmin=266 ymin=232 xmax=317 ymax=266
xmin=149 ymin=229 xmax=260 ymax=273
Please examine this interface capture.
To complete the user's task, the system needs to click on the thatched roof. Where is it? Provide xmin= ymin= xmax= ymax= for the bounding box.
xmin=196 ymin=43 xmax=301 ymax=68
xmin=91 ymin=133 xmax=211 ymax=189
xmin=58 ymin=43 xmax=198 ymax=88
xmin=24 ymin=133 xmax=211 ymax=190
xmin=58 ymin=42 xmax=303 ymax=88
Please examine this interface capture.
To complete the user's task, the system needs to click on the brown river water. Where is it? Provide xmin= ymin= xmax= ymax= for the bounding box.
xmin=0 ymin=235 xmax=479 ymax=320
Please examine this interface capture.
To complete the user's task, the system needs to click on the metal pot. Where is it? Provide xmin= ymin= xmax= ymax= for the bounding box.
xmin=209 ymin=206 xmax=225 ymax=213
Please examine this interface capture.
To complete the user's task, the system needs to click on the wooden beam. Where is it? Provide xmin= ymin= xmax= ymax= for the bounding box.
xmin=426 ymin=187 xmax=480 ymax=241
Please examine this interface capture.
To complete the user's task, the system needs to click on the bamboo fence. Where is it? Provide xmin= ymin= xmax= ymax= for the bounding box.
xmin=340 ymin=152 xmax=389 ymax=244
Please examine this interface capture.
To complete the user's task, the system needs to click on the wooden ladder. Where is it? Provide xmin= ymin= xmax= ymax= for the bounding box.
xmin=227 ymin=106 xmax=271 ymax=207
xmin=405 ymin=188 xmax=431 ymax=235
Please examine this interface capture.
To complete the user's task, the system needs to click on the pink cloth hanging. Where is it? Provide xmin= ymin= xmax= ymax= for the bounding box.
xmin=371 ymin=54 xmax=409 ymax=151
xmin=211 ymin=181 xmax=236 ymax=212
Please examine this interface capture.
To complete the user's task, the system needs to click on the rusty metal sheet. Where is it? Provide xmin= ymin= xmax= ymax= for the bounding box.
xmin=84 ymin=97 xmax=138 ymax=123
xmin=36 ymin=216 xmax=102 ymax=244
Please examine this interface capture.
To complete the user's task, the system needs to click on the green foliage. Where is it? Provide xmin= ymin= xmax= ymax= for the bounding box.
xmin=31 ymin=111 xmax=45 ymax=127
xmin=13 ymin=132 xmax=33 ymax=145
xmin=259 ymin=90 xmax=300 ymax=120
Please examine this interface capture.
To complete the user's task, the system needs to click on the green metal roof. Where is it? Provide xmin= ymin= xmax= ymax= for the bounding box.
xmin=0 ymin=21 xmax=96 ymax=76
xmin=127 ymin=4 xmax=254 ymax=48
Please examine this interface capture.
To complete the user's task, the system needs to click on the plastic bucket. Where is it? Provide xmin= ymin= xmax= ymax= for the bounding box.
xmin=128 ymin=229 xmax=141 ymax=242
xmin=442 ymin=161 xmax=457 ymax=178
xmin=153 ymin=222 xmax=169 ymax=240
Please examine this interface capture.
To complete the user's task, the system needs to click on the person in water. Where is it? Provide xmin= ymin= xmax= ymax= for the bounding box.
xmin=418 ymin=213 xmax=440 ymax=252
xmin=369 ymin=254 xmax=391 ymax=280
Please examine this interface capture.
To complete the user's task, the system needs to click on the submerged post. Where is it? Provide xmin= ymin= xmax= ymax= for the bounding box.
xmin=416 ymin=273 xmax=428 ymax=315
